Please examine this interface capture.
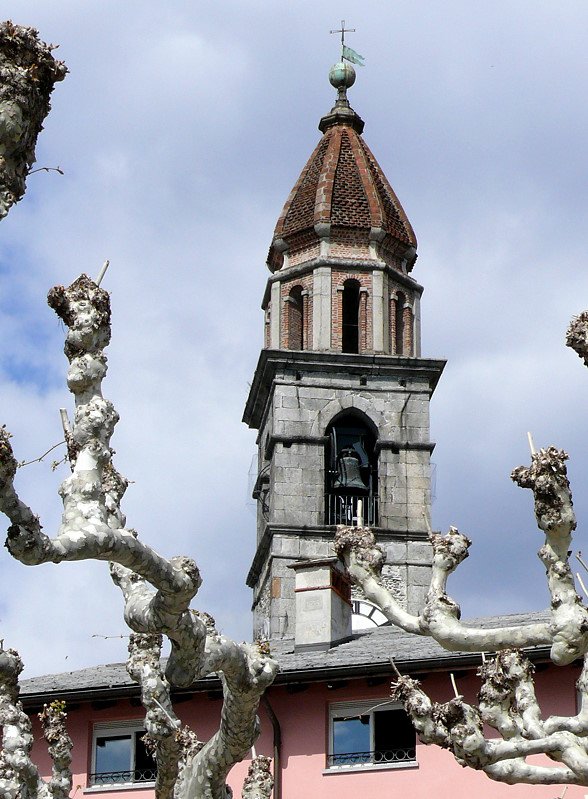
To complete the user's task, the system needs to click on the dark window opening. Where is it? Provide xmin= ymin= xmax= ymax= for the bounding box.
xmin=326 ymin=413 xmax=378 ymax=525
xmin=329 ymin=705 xmax=416 ymax=767
xmin=342 ymin=280 xmax=360 ymax=353
xmin=373 ymin=709 xmax=416 ymax=763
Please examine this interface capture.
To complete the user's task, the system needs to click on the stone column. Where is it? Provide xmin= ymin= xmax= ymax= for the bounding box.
xmin=313 ymin=267 xmax=332 ymax=350
xmin=372 ymin=271 xmax=385 ymax=353
xmin=270 ymin=281 xmax=281 ymax=349
xmin=413 ymin=294 xmax=422 ymax=356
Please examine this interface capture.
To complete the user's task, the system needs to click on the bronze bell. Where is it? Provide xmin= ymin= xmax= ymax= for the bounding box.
xmin=333 ymin=447 xmax=368 ymax=490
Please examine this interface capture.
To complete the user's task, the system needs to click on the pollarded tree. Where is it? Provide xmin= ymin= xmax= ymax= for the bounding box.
xmin=334 ymin=316 xmax=588 ymax=787
xmin=0 ymin=20 xmax=66 ymax=218
xmin=0 ymin=273 xmax=277 ymax=799
xmin=0 ymin=23 xmax=277 ymax=799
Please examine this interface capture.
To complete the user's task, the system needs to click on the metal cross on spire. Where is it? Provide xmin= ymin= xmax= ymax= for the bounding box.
xmin=330 ymin=19 xmax=355 ymax=53
xmin=330 ymin=19 xmax=365 ymax=66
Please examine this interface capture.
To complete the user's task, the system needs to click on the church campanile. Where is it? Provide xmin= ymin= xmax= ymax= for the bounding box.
xmin=243 ymin=59 xmax=445 ymax=642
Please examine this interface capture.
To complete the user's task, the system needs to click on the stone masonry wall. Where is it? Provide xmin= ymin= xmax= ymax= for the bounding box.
xmin=251 ymin=367 xmax=435 ymax=636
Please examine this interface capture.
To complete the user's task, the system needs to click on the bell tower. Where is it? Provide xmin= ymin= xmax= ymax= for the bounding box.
xmin=243 ymin=60 xmax=445 ymax=642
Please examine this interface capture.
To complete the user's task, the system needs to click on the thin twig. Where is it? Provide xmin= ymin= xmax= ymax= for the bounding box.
xmin=366 ymin=699 xmax=399 ymax=713
xmin=95 ymin=259 xmax=110 ymax=287
xmin=527 ymin=431 xmax=536 ymax=455
xmin=422 ymin=512 xmax=433 ymax=536
xmin=576 ymin=572 xmax=588 ymax=601
xmin=389 ymin=658 xmax=402 ymax=678
xmin=28 ymin=165 xmax=64 ymax=176
xmin=18 ymin=439 xmax=65 ymax=468
xmin=577 ymin=552 xmax=588 ymax=575
xmin=152 ymin=696 xmax=181 ymax=729
xmin=450 ymin=673 xmax=460 ymax=699
xmin=59 ymin=408 xmax=71 ymax=438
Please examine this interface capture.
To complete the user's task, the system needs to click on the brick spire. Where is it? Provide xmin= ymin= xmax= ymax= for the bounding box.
xmin=267 ymin=64 xmax=417 ymax=274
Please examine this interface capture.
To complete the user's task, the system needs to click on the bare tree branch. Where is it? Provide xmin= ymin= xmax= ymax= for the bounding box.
xmin=334 ymin=319 xmax=588 ymax=787
xmin=0 ymin=643 xmax=73 ymax=799
xmin=0 ymin=273 xmax=278 ymax=799
xmin=0 ymin=21 xmax=66 ymax=219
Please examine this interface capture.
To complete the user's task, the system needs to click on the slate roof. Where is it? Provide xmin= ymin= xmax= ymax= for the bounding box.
xmin=20 ymin=611 xmax=551 ymax=704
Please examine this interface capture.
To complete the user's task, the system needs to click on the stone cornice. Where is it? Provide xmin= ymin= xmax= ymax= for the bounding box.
xmin=242 ymin=349 xmax=446 ymax=430
xmin=246 ymin=523 xmax=432 ymax=588
xmin=261 ymin=256 xmax=424 ymax=308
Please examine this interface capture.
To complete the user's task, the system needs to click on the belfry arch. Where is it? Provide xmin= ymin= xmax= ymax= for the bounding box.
xmin=325 ymin=411 xmax=378 ymax=526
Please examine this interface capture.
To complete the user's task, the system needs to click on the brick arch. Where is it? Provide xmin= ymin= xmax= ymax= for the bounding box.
xmin=311 ymin=395 xmax=382 ymax=438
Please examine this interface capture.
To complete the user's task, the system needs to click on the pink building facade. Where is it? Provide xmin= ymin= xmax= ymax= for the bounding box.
xmin=21 ymin=634 xmax=582 ymax=798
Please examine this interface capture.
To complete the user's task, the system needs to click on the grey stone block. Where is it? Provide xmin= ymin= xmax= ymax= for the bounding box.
xmin=299 ymin=539 xmax=332 ymax=557
xmin=408 ymin=585 xmax=428 ymax=615
xmin=407 ymin=565 xmax=432 ymax=587
xmin=302 ymin=398 xmax=332 ymax=411
xmin=282 ymin=396 xmax=301 ymax=409
xmin=273 ymin=537 xmax=301 ymax=557
xmin=275 ymin=467 xmax=303 ymax=484
xmin=276 ymin=384 xmax=298 ymax=397
xmin=407 ymin=540 xmax=433 ymax=561
xmin=384 ymin=542 xmax=408 ymax=563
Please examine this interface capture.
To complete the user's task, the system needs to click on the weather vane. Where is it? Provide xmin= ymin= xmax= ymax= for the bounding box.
xmin=329 ymin=19 xmax=365 ymax=66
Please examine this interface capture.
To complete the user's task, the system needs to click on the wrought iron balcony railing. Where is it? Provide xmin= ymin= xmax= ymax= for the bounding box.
xmin=88 ymin=768 xmax=157 ymax=786
xmin=327 ymin=746 xmax=416 ymax=768
xmin=325 ymin=493 xmax=379 ymax=526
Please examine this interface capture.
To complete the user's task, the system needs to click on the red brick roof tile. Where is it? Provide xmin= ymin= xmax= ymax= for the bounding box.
xmin=269 ymin=118 xmax=416 ymax=272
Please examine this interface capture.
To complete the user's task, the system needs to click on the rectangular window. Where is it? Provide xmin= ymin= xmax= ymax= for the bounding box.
xmin=90 ymin=721 xmax=156 ymax=787
xmin=327 ymin=700 xmax=416 ymax=771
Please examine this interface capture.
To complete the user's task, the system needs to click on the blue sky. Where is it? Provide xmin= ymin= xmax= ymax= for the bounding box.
xmin=2 ymin=1 xmax=588 ymax=677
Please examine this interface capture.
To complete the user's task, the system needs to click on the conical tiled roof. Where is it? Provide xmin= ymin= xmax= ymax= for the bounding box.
xmin=267 ymin=80 xmax=417 ymax=273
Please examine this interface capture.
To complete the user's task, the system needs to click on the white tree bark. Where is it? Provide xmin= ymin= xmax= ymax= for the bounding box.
xmin=334 ymin=355 xmax=588 ymax=786
xmin=0 ymin=643 xmax=73 ymax=799
xmin=241 ymin=756 xmax=273 ymax=799
xmin=0 ymin=21 xmax=66 ymax=219
xmin=0 ymin=274 xmax=277 ymax=799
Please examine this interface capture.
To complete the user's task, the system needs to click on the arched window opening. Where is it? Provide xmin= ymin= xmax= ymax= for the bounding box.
xmin=395 ymin=292 xmax=406 ymax=355
xmin=287 ymin=286 xmax=303 ymax=350
xmin=325 ymin=413 xmax=378 ymax=526
xmin=342 ymin=280 xmax=360 ymax=354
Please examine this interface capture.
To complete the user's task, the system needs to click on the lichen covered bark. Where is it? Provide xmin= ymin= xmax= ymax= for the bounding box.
xmin=0 ymin=21 xmax=66 ymax=219
xmin=0 ymin=643 xmax=72 ymax=799
xmin=0 ymin=274 xmax=277 ymax=799
xmin=334 ymin=411 xmax=588 ymax=785
xmin=241 ymin=756 xmax=273 ymax=799
xmin=392 ymin=651 xmax=588 ymax=785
